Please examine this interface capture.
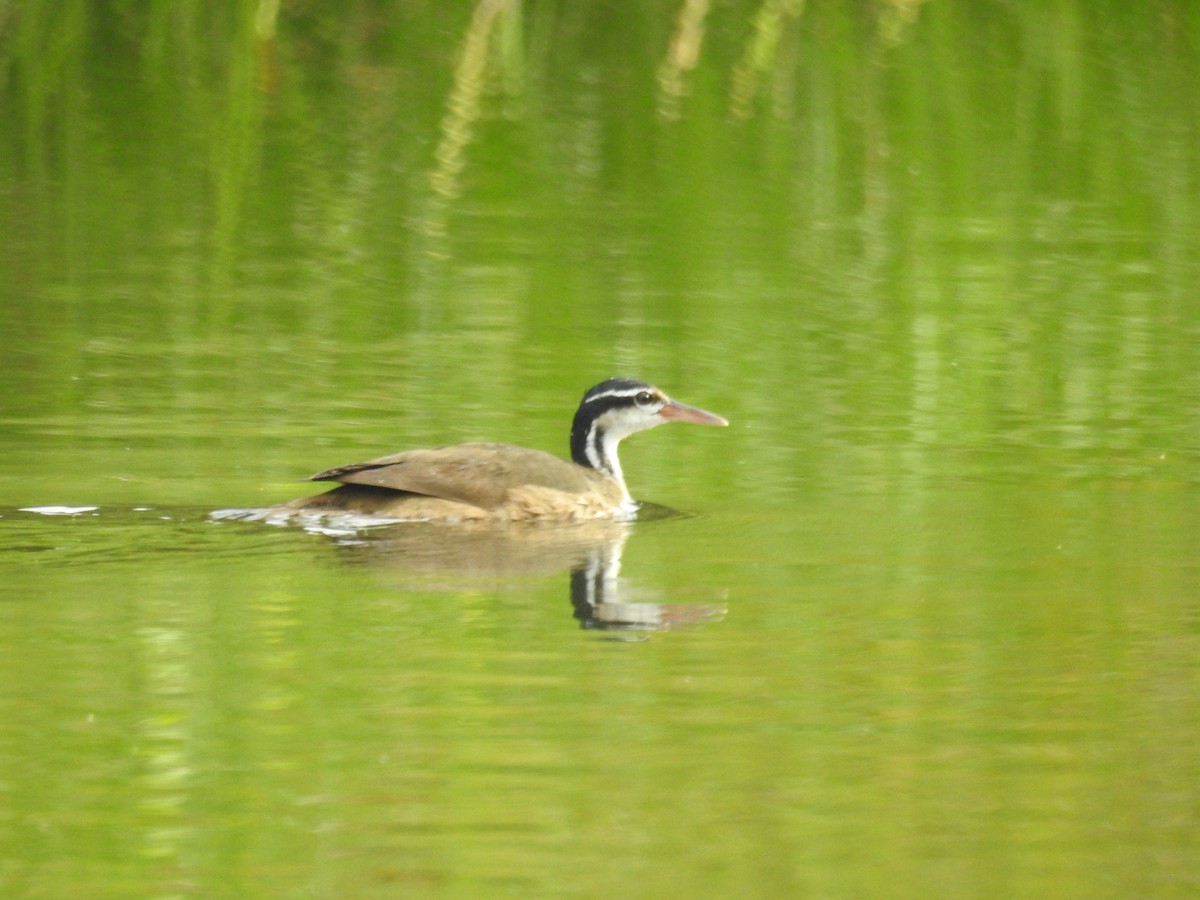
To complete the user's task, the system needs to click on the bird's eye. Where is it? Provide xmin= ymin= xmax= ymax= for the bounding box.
xmin=635 ymin=391 xmax=655 ymax=406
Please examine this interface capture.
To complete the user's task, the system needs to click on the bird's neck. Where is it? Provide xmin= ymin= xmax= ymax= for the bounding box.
xmin=570 ymin=416 xmax=630 ymax=501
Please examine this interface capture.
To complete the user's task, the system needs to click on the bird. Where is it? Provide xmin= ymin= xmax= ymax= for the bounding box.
xmin=279 ymin=378 xmax=728 ymax=523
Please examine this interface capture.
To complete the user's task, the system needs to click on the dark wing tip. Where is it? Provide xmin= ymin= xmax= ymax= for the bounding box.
xmin=308 ymin=462 xmax=370 ymax=482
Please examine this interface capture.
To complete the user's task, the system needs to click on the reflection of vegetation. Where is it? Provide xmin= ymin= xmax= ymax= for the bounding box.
xmin=0 ymin=1 xmax=1197 ymax=461
xmin=657 ymin=0 xmax=711 ymax=120
xmin=728 ymin=0 xmax=804 ymax=121
xmin=430 ymin=0 xmax=520 ymax=205
xmin=425 ymin=0 xmax=523 ymax=251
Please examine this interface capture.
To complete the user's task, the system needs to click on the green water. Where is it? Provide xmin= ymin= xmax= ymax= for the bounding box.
xmin=2 ymin=2 xmax=1198 ymax=897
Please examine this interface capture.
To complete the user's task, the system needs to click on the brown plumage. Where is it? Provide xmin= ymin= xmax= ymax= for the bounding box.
xmin=280 ymin=379 xmax=727 ymax=523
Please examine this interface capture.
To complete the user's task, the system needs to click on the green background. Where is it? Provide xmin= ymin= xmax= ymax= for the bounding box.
xmin=2 ymin=2 xmax=1198 ymax=897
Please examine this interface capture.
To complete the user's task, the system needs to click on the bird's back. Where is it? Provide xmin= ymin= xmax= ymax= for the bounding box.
xmin=290 ymin=442 xmax=626 ymax=521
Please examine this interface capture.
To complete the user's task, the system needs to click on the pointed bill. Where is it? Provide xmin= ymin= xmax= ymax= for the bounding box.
xmin=659 ymin=400 xmax=728 ymax=427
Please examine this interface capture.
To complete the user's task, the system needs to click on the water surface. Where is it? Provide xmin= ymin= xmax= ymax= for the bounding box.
xmin=2 ymin=2 xmax=1198 ymax=897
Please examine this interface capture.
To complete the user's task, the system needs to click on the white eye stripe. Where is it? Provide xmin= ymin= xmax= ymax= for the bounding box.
xmin=584 ymin=388 xmax=658 ymax=404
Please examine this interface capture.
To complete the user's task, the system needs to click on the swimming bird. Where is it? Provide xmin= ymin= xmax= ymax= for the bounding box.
xmin=281 ymin=378 xmax=728 ymax=522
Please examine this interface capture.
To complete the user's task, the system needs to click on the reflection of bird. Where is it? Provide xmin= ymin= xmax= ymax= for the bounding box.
xmin=569 ymin=542 xmax=727 ymax=632
xmin=282 ymin=378 xmax=728 ymax=522
xmin=311 ymin=517 xmax=726 ymax=633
